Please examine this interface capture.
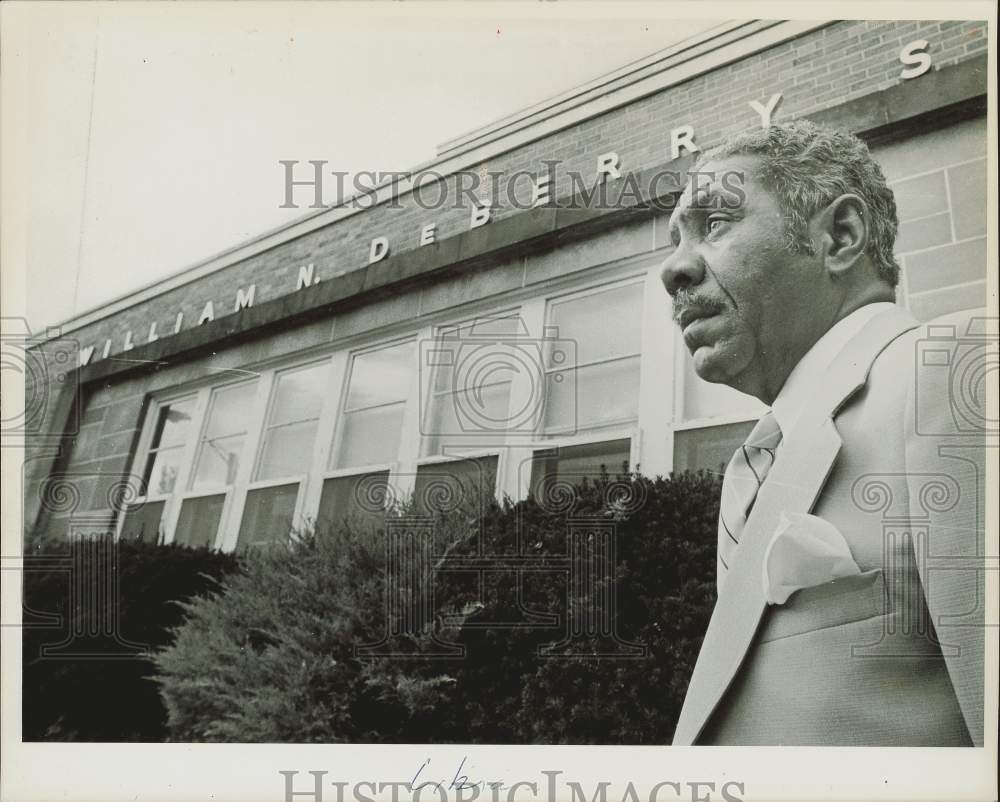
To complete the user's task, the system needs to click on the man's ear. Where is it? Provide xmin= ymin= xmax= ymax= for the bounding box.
xmin=811 ymin=194 xmax=870 ymax=277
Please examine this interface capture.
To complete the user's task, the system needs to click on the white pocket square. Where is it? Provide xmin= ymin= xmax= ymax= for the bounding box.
xmin=762 ymin=512 xmax=861 ymax=605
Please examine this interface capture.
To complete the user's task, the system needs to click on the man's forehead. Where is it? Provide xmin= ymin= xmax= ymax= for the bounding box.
xmin=670 ymin=155 xmax=760 ymax=221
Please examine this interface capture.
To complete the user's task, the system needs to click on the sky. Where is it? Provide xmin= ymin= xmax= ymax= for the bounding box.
xmin=4 ymin=3 xmax=719 ymax=331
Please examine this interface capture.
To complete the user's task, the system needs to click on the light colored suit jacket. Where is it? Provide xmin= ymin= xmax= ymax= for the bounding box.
xmin=673 ymin=305 xmax=989 ymax=746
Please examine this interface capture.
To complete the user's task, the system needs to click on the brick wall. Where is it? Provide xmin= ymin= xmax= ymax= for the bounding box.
xmin=55 ymin=19 xmax=988 ymax=359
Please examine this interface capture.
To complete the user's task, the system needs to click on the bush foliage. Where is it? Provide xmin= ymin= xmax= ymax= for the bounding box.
xmin=155 ymin=471 xmax=720 ymax=743
xmin=22 ymin=537 xmax=240 ymax=741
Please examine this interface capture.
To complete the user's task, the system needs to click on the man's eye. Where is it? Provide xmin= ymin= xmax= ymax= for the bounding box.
xmin=707 ymin=217 xmax=727 ymax=235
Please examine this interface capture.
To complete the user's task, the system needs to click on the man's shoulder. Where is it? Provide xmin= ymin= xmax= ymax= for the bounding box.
xmin=869 ymin=306 xmax=992 ymax=437
xmin=870 ymin=306 xmax=988 ymax=378
xmin=838 ymin=306 xmax=989 ymax=431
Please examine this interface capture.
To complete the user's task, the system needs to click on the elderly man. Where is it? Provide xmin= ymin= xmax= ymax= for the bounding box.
xmin=661 ymin=120 xmax=986 ymax=746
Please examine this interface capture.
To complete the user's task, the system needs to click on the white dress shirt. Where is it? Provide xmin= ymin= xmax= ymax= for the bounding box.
xmin=770 ymin=302 xmax=897 ymax=443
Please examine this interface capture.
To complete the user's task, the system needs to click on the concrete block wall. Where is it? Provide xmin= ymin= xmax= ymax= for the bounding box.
xmin=872 ymin=117 xmax=989 ymax=321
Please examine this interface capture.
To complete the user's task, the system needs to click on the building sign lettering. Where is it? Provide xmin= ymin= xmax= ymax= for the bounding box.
xmin=78 ymin=43 xmax=936 ymax=368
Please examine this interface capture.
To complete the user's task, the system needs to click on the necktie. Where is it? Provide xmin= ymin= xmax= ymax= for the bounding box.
xmin=717 ymin=412 xmax=782 ymax=592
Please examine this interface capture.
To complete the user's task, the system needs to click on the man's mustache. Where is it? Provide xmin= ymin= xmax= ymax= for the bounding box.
xmin=671 ymin=291 xmax=727 ymax=327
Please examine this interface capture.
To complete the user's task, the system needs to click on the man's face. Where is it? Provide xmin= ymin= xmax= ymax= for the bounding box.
xmin=660 ymin=156 xmax=826 ymax=399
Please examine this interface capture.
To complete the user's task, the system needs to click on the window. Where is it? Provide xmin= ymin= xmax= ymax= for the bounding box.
xmin=413 ymin=455 xmax=499 ymax=516
xmin=331 ymin=341 xmax=414 ymax=469
xmin=256 ymin=363 xmax=327 ymax=481
xmin=168 ymin=379 xmax=259 ymax=549
xmin=238 ymin=483 xmax=299 ymax=551
xmin=314 ymin=340 xmax=416 ymax=528
xmin=119 ymin=267 xmax=667 ymax=550
xmin=141 ymin=397 xmax=195 ymax=497
xmin=673 ymin=420 xmax=756 ymax=475
xmin=421 ymin=315 xmax=523 ymax=456
xmin=317 ymin=471 xmax=391 ymax=531
xmin=190 ymin=381 xmax=258 ymax=490
xmin=119 ymin=396 xmax=196 ymax=542
xmin=237 ymin=361 xmax=330 ymax=550
xmin=119 ymin=500 xmax=166 ymax=544
xmin=678 ymin=344 xmax=766 ymax=426
xmin=173 ymin=494 xmax=226 ymax=549
xmin=520 ymin=282 xmax=645 ymax=502
xmin=543 ymin=282 xmax=643 ymax=435
xmin=529 ymin=438 xmax=631 ymax=501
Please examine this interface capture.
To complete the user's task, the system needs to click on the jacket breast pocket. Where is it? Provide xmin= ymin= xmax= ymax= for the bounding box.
xmin=756 ymin=568 xmax=887 ymax=644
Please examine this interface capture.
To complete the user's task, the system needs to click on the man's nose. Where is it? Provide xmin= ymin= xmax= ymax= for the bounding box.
xmin=659 ymin=243 xmax=706 ymax=296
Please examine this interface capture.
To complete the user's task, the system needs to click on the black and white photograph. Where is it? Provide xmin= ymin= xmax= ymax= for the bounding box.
xmin=1 ymin=3 xmax=996 ymax=801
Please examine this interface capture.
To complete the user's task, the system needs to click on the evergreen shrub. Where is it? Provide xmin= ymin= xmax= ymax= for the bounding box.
xmin=155 ymin=471 xmax=721 ymax=744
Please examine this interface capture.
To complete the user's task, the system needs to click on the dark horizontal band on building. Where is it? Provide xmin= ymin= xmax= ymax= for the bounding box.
xmin=75 ymin=53 xmax=985 ymax=391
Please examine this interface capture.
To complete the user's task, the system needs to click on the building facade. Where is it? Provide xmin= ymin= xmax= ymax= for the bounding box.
xmin=24 ymin=19 xmax=990 ymax=551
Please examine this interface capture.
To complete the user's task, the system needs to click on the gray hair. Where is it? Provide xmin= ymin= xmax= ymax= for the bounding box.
xmin=698 ymin=120 xmax=900 ymax=286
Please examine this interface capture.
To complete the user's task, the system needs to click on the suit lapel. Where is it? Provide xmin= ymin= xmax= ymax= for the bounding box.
xmin=672 ymin=305 xmax=920 ymax=745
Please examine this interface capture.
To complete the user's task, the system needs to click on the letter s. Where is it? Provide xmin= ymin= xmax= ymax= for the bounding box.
xmin=899 ymin=39 xmax=932 ymax=80
xmin=354 ymin=781 xmax=377 ymax=802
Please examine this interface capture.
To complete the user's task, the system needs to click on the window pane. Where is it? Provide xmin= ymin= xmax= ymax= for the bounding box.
xmin=432 ymin=316 xmax=522 ymax=392
xmin=317 ymin=471 xmax=391 ymax=531
xmin=335 ymin=404 xmax=405 ymax=468
xmin=173 ymin=494 xmax=225 ymax=549
xmin=544 ymin=356 xmax=640 ymax=432
xmin=433 ymin=341 xmax=525 ymax=395
xmin=119 ymin=500 xmax=165 ymax=544
xmin=439 ymin=315 xmax=523 ymax=339
xmin=413 ymin=456 xmax=498 ymax=515
xmin=204 ymin=382 xmax=257 ymax=439
xmin=150 ymin=398 xmax=195 ymax=449
xmin=238 ymin=483 xmax=298 ymax=551
xmin=270 ymin=363 xmax=327 ymax=426
xmin=422 ymin=381 xmax=512 ymax=455
xmin=143 ymin=447 xmax=183 ymax=496
xmin=191 ymin=434 xmax=245 ymax=488
xmin=548 ymin=283 xmax=643 ymax=366
xmin=256 ymin=420 xmax=319 ymax=481
xmin=345 ymin=342 xmax=414 ymax=410
xmin=529 ymin=438 xmax=631 ymax=501
xmin=673 ymin=420 xmax=756 ymax=475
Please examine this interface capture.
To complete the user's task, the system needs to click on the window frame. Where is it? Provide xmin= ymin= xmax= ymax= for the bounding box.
xmin=327 ymin=336 xmax=418 ymax=475
xmin=539 ymin=276 xmax=647 ymax=439
xmin=417 ymin=308 xmax=525 ymax=462
xmin=115 ymin=390 xmax=202 ymax=544
xmin=117 ymin=255 xmax=677 ymax=549
xmin=173 ymin=376 xmax=266 ymax=551
xmin=315 ymin=334 xmax=421 ymax=518
xmin=231 ymin=357 xmax=336 ymax=549
xmin=135 ymin=392 xmax=200 ymax=504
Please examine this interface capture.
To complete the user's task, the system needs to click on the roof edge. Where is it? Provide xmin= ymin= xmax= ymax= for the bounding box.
xmin=47 ymin=19 xmax=827 ymax=338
